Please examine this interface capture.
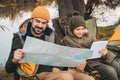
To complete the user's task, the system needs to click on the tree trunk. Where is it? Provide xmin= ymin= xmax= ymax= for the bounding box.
xmin=57 ymin=0 xmax=85 ymax=18
xmin=57 ymin=0 xmax=73 ymax=18
xmin=72 ymin=0 xmax=86 ymax=18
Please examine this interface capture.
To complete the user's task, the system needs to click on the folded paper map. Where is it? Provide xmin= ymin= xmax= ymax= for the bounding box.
xmin=19 ymin=37 xmax=108 ymax=67
xmin=19 ymin=36 xmax=93 ymax=67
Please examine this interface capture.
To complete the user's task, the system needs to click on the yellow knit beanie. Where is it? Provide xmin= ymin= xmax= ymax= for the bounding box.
xmin=31 ymin=6 xmax=50 ymax=22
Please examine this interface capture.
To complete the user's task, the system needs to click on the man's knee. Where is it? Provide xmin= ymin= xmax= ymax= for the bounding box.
xmin=74 ymin=72 xmax=95 ymax=80
xmin=68 ymin=69 xmax=95 ymax=80
xmin=36 ymin=72 xmax=74 ymax=80
xmin=61 ymin=72 xmax=74 ymax=80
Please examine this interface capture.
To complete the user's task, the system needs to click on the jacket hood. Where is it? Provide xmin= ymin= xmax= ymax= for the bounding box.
xmin=19 ymin=19 xmax=31 ymax=34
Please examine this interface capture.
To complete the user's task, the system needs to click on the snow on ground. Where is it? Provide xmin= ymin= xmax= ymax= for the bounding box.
xmin=91 ymin=5 xmax=120 ymax=26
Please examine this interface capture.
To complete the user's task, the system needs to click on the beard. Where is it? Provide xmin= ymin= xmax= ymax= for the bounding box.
xmin=31 ymin=26 xmax=44 ymax=35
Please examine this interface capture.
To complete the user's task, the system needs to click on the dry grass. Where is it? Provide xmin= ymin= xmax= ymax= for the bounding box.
xmin=97 ymin=25 xmax=117 ymax=40
xmin=0 ymin=68 xmax=13 ymax=80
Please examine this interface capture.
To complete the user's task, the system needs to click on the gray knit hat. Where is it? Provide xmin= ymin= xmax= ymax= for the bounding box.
xmin=69 ymin=12 xmax=86 ymax=32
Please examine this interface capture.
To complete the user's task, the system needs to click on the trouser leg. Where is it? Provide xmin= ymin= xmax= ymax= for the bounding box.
xmin=94 ymin=63 xmax=118 ymax=80
xmin=110 ymin=58 xmax=120 ymax=78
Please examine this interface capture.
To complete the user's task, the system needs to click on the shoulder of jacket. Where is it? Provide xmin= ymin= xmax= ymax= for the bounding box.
xmin=63 ymin=35 xmax=72 ymax=41
xmin=13 ymin=32 xmax=20 ymax=38
xmin=13 ymin=32 xmax=24 ymax=45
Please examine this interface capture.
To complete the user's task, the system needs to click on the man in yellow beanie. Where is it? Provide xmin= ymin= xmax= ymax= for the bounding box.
xmin=5 ymin=6 xmax=63 ymax=80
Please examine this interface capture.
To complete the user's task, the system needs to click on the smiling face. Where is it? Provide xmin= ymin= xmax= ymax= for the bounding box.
xmin=73 ymin=26 xmax=86 ymax=38
xmin=31 ymin=18 xmax=48 ymax=37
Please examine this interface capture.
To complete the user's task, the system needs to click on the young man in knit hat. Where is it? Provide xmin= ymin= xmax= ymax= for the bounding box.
xmin=5 ymin=6 xmax=56 ymax=80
